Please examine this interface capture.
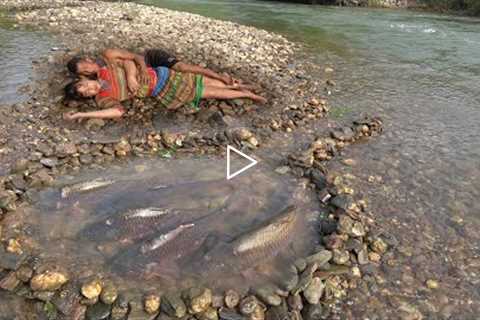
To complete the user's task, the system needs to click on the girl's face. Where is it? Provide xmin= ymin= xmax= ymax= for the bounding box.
xmin=76 ymin=80 xmax=101 ymax=97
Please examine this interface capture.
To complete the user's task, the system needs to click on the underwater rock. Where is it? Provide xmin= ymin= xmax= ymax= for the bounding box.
xmin=161 ymin=292 xmax=187 ymax=318
xmin=239 ymin=296 xmax=261 ymax=316
xmin=110 ymin=295 xmax=129 ymax=320
xmin=304 ymin=250 xmax=332 ymax=268
xmin=86 ymin=302 xmax=111 ymax=320
xmin=265 ymin=303 xmax=289 ymax=320
xmin=100 ymin=281 xmax=118 ymax=305
xmin=224 ymin=289 xmax=240 ymax=309
xmin=219 ymin=308 xmax=247 ymax=320
xmin=303 ymin=277 xmax=324 ymax=305
xmin=292 ymin=263 xmax=318 ymax=295
xmin=144 ymin=294 xmax=161 ymax=314
xmin=81 ymin=279 xmax=103 ymax=300
xmin=0 ymin=245 xmax=27 ymax=270
xmin=197 ymin=307 xmax=219 ymax=320
xmin=30 ymin=270 xmax=69 ymax=291
xmin=183 ymin=287 xmax=212 ymax=314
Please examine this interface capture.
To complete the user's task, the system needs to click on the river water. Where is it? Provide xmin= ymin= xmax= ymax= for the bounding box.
xmin=137 ymin=0 xmax=480 ymax=317
xmin=0 ymin=16 xmax=53 ymax=105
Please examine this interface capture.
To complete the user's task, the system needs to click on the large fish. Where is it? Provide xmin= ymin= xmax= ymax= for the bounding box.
xmin=189 ymin=205 xmax=298 ymax=274
xmin=92 ymin=179 xmax=235 ymax=217
xmin=110 ymin=221 xmax=212 ymax=278
xmin=60 ymin=178 xmax=116 ymax=198
xmin=78 ymin=205 xmax=224 ymax=243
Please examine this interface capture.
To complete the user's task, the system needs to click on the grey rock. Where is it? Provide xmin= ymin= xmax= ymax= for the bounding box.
xmin=86 ymin=302 xmax=111 ymax=320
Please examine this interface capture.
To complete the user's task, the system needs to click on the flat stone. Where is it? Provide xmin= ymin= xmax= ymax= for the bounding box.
xmin=86 ymin=302 xmax=111 ymax=320
xmin=0 ymin=246 xmax=27 ymax=270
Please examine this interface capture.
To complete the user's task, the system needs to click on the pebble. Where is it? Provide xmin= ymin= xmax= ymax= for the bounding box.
xmin=30 ymin=270 xmax=69 ymax=291
xmin=303 ymin=277 xmax=324 ymax=305
xmin=100 ymin=282 xmax=118 ymax=305
xmin=161 ymin=292 xmax=187 ymax=318
xmin=224 ymin=289 xmax=240 ymax=309
xmin=81 ymin=279 xmax=103 ymax=300
xmin=426 ymin=279 xmax=439 ymax=289
xmin=305 ymin=250 xmax=332 ymax=267
xmin=332 ymin=249 xmax=350 ymax=265
xmin=184 ymin=287 xmax=213 ymax=314
xmin=371 ymin=237 xmax=388 ymax=254
xmin=238 ymin=296 xmax=260 ymax=315
xmin=253 ymin=284 xmax=282 ymax=306
xmin=144 ymin=294 xmax=161 ymax=314
xmin=368 ymin=252 xmax=381 ymax=263
xmin=86 ymin=302 xmax=111 ymax=320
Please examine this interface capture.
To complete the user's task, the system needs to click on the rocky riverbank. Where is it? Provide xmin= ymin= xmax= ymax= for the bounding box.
xmin=0 ymin=1 xmax=394 ymax=319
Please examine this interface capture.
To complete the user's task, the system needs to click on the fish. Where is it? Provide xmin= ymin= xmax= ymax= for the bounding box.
xmin=92 ymin=179 xmax=235 ymax=217
xmin=140 ymin=223 xmax=194 ymax=254
xmin=189 ymin=205 xmax=298 ymax=274
xmin=111 ymin=220 xmax=212 ymax=277
xmin=60 ymin=178 xmax=115 ymax=198
xmin=78 ymin=205 xmax=221 ymax=243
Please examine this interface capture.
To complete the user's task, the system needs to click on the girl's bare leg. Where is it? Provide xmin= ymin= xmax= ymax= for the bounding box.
xmin=203 ymin=76 xmax=256 ymax=91
xmin=202 ymin=86 xmax=267 ymax=104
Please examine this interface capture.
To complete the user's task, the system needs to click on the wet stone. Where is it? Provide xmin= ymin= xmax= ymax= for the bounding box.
xmin=330 ymin=127 xmax=354 ymax=141
xmin=0 ymin=190 xmax=18 ymax=211
xmin=56 ymin=143 xmax=77 ymax=158
xmin=287 ymin=294 xmax=303 ymax=311
xmin=30 ymin=270 xmax=69 ymax=291
xmin=224 ymin=289 xmax=240 ymax=309
xmin=302 ymin=304 xmax=323 ymax=320
xmin=0 ymin=246 xmax=27 ymax=270
xmin=239 ymin=296 xmax=260 ymax=315
xmin=81 ymin=279 xmax=103 ymax=300
xmin=144 ymin=294 xmax=160 ymax=315
xmin=330 ymin=195 xmax=353 ymax=212
xmin=357 ymin=248 xmax=369 ymax=265
xmin=0 ymin=271 xmax=20 ymax=291
xmin=161 ymin=292 xmax=187 ymax=318
xmin=303 ymin=277 xmax=324 ymax=305
xmin=100 ymin=282 xmax=118 ymax=305
xmin=111 ymin=295 xmax=129 ymax=320
xmin=183 ymin=287 xmax=212 ymax=314
xmin=253 ymin=284 xmax=283 ymax=306
xmin=40 ymin=158 xmax=58 ymax=168
xmin=305 ymin=250 xmax=332 ymax=268
xmin=294 ymin=258 xmax=307 ymax=273
xmin=265 ymin=303 xmax=289 ymax=320
xmin=86 ymin=302 xmax=111 ymax=320
xmin=218 ymin=308 xmax=247 ymax=320
xmin=52 ymin=282 xmax=82 ymax=316
xmin=351 ymin=222 xmax=366 ymax=237
xmin=370 ymin=237 xmax=388 ymax=254
xmin=292 ymin=263 xmax=318 ymax=295
xmin=128 ymin=300 xmax=157 ymax=320
xmin=15 ymin=265 xmax=33 ymax=282
xmin=332 ymin=249 xmax=350 ymax=265
xmin=197 ymin=307 xmax=219 ymax=320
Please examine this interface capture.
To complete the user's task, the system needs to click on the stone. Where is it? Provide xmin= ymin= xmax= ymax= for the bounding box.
xmin=55 ymin=143 xmax=77 ymax=158
xmin=161 ymin=292 xmax=186 ymax=318
xmin=357 ymin=248 xmax=369 ymax=265
xmin=144 ymin=294 xmax=160 ymax=315
xmin=370 ymin=238 xmax=388 ymax=254
xmin=197 ymin=307 xmax=219 ymax=320
xmin=278 ymin=265 xmax=299 ymax=292
xmin=128 ymin=300 xmax=157 ymax=320
xmin=287 ymin=294 xmax=303 ymax=311
xmin=0 ymin=190 xmax=17 ymax=211
xmin=426 ymin=279 xmax=439 ymax=289
xmin=79 ymin=154 xmax=94 ymax=165
xmin=0 ymin=271 xmax=20 ymax=291
xmin=369 ymin=252 xmax=381 ymax=263
xmin=302 ymin=304 xmax=323 ymax=320
xmin=218 ymin=308 xmax=246 ymax=320
xmin=337 ymin=215 xmax=354 ymax=235
xmin=253 ymin=284 xmax=282 ymax=306
xmin=292 ymin=263 xmax=318 ymax=295
xmin=86 ymin=302 xmax=111 ymax=320
xmin=332 ymin=249 xmax=350 ymax=265
xmin=224 ymin=289 xmax=240 ymax=309
xmin=40 ymin=158 xmax=58 ymax=168
xmin=100 ymin=282 xmax=118 ymax=305
xmin=274 ymin=166 xmax=290 ymax=175
xmin=52 ymin=282 xmax=82 ymax=316
xmin=183 ymin=287 xmax=212 ymax=314
xmin=303 ymin=277 xmax=324 ymax=305
xmin=111 ymin=295 xmax=129 ymax=320
xmin=85 ymin=119 xmax=106 ymax=130
xmin=351 ymin=222 xmax=366 ymax=237
xmin=238 ymin=296 xmax=260 ymax=316
xmin=81 ymin=279 xmax=103 ymax=300
xmin=0 ymin=245 xmax=27 ymax=270
xmin=305 ymin=250 xmax=332 ymax=267
xmin=15 ymin=265 xmax=33 ymax=282
xmin=30 ymin=270 xmax=69 ymax=291
xmin=29 ymin=169 xmax=54 ymax=188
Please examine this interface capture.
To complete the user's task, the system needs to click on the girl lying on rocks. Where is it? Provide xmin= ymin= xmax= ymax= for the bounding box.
xmin=63 ymin=60 xmax=266 ymax=121
xmin=67 ymin=48 xmax=240 ymax=94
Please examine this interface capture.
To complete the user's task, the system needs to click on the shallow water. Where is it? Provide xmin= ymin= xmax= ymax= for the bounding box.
xmin=137 ymin=0 xmax=480 ymax=315
xmin=0 ymin=16 xmax=53 ymax=105
xmin=27 ymin=158 xmax=317 ymax=292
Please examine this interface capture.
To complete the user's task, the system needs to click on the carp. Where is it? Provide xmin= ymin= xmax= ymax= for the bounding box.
xmin=190 ymin=205 xmax=298 ymax=274
xmin=61 ymin=178 xmax=115 ymax=198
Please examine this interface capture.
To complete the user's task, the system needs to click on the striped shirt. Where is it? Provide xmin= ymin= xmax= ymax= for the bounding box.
xmin=95 ymin=62 xmax=157 ymax=110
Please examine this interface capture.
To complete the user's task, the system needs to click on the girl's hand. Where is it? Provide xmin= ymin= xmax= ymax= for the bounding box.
xmin=63 ymin=111 xmax=81 ymax=121
xmin=127 ymin=76 xmax=140 ymax=94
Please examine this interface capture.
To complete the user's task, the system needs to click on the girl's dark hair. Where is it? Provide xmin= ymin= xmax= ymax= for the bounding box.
xmin=66 ymin=56 xmax=85 ymax=74
xmin=64 ymin=80 xmax=83 ymax=101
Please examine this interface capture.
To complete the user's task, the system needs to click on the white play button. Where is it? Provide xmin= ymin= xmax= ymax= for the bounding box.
xmin=226 ymin=145 xmax=258 ymax=180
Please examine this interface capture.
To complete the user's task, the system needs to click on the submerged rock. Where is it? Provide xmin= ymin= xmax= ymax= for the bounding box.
xmin=100 ymin=282 xmax=118 ymax=305
xmin=224 ymin=289 xmax=240 ymax=309
xmin=30 ymin=270 xmax=69 ymax=291
xmin=144 ymin=294 xmax=161 ymax=315
xmin=303 ymin=277 xmax=324 ymax=305
xmin=183 ymin=287 xmax=212 ymax=314
xmin=161 ymin=292 xmax=187 ymax=318
xmin=86 ymin=302 xmax=111 ymax=320
xmin=81 ymin=279 xmax=103 ymax=300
